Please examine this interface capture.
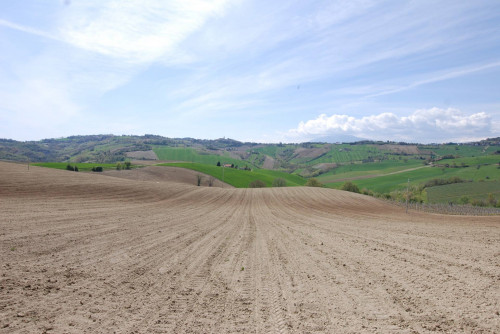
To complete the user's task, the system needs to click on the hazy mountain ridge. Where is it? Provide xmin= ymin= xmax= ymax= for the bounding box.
xmin=1 ymin=135 xmax=498 ymax=167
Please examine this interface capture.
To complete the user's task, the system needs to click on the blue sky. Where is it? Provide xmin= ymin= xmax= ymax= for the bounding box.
xmin=1 ymin=0 xmax=499 ymax=143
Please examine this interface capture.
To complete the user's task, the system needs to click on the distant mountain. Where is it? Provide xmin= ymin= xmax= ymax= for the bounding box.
xmin=312 ymin=134 xmax=366 ymax=144
xmin=1 ymin=135 xmax=498 ymax=171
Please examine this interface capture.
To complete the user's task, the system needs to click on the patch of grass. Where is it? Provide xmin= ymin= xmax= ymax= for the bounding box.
xmin=32 ymin=162 xmax=119 ymax=171
xmin=317 ymin=159 xmax=422 ymax=183
xmin=158 ymin=162 xmax=306 ymax=188
xmin=426 ymin=181 xmax=500 ymax=204
xmin=325 ymin=162 xmax=500 ymax=195
xmin=153 ymin=146 xmax=249 ymax=167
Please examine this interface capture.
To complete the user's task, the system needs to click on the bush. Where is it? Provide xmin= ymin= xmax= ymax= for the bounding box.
xmin=341 ymin=181 xmax=360 ymax=193
xmin=424 ymin=177 xmax=465 ymax=188
xmin=458 ymin=195 xmax=469 ymax=204
xmin=74 ymin=165 xmax=79 ymax=172
xmin=66 ymin=164 xmax=74 ymax=171
xmin=116 ymin=163 xmax=122 ymax=170
xmin=272 ymin=178 xmax=287 ymax=187
xmin=249 ymin=180 xmax=266 ymax=188
xmin=488 ymin=193 xmax=497 ymax=206
xmin=305 ymin=178 xmax=323 ymax=187
xmin=124 ymin=161 xmax=132 ymax=170
xmin=92 ymin=166 xmax=103 ymax=172
xmin=361 ymin=188 xmax=373 ymax=196
xmin=471 ymin=199 xmax=486 ymax=207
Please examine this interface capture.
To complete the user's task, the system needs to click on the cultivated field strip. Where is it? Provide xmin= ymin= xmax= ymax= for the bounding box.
xmin=0 ymin=162 xmax=499 ymax=333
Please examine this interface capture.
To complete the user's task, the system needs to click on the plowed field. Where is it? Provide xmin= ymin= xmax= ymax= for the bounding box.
xmin=0 ymin=162 xmax=498 ymax=333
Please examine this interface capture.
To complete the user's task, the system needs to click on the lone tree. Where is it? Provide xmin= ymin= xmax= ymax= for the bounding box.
xmin=124 ymin=161 xmax=132 ymax=170
xmin=217 ymin=161 xmax=221 ymax=167
xmin=197 ymin=174 xmax=203 ymax=186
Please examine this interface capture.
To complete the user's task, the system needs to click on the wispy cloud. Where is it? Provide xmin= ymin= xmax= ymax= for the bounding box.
xmin=365 ymin=61 xmax=500 ymax=98
xmin=286 ymin=108 xmax=495 ymax=143
xmin=0 ymin=18 xmax=59 ymax=41
xmin=59 ymin=0 xmax=231 ymax=63
xmin=1 ymin=1 xmax=499 ymax=141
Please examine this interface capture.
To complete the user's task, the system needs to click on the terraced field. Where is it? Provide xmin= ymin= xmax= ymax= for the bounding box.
xmin=0 ymin=161 xmax=499 ymax=333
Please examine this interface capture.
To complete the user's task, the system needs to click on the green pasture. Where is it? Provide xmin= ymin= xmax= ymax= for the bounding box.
xmin=426 ymin=181 xmax=500 ymax=204
xmin=153 ymin=147 xmax=249 ymax=167
xmin=418 ymin=144 xmax=500 ymax=157
xmin=317 ymin=159 xmax=423 ymax=183
xmin=31 ymin=162 xmax=119 ymax=171
xmin=325 ymin=163 xmax=500 ymax=194
xmin=292 ymin=144 xmax=385 ymax=165
xmin=159 ymin=162 xmax=306 ymax=188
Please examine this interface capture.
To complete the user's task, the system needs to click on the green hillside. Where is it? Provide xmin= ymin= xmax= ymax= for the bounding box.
xmin=159 ymin=162 xmax=306 ymax=188
xmin=426 ymin=181 xmax=500 ymax=204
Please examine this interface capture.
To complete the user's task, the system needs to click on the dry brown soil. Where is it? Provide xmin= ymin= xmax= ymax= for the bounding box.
xmin=102 ymin=166 xmax=230 ymax=188
xmin=0 ymin=161 xmax=499 ymax=333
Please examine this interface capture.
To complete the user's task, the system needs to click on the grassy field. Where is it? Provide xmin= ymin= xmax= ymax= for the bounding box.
xmin=291 ymin=144 xmax=385 ymax=165
xmin=153 ymin=147 xmax=249 ymax=167
xmin=419 ymin=144 xmax=500 ymax=157
xmin=317 ymin=159 xmax=423 ymax=183
xmin=426 ymin=181 xmax=500 ymax=204
xmin=32 ymin=162 xmax=120 ymax=171
xmin=158 ymin=162 xmax=306 ymax=188
xmin=325 ymin=163 xmax=500 ymax=194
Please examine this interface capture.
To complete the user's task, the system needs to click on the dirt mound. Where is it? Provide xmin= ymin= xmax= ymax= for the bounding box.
xmin=103 ymin=166 xmax=230 ymax=188
xmin=294 ymin=144 xmax=331 ymax=159
xmin=1 ymin=161 xmax=498 ymax=333
xmin=125 ymin=150 xmax=159 ymax=160
xmin=262 ymin=155 xmax=275 ymax=169
xmin=377 ymin=144 xmax=422 ymax=155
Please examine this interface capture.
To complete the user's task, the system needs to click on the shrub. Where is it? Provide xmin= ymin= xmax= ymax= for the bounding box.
xmin=197 ymin=174 xmax=202 ymax=186
xmin=116 ymin=163 xmax=122 ymax=170
xmin=92 ymin=166 xmax=103 ymax=172
xmin=458 ymin=195 xmax=469 ymax=205
xmin=249 ymin=180 xmax=266 ymax=188
xmin=272 ymin=178 xmax=287 ymax=187
xmin=341 ymin=181 xmax=360 ymax=193
xmin=305 ymin=178 xmax=323 ymax=187
xmin=488 ymin=193 xmax=497 ymax=206
xmin=66 ymin=164 xmax=74 ymax=171
xmin=361 ymin=188 xmax=373 ymax=196
xmin=74 ymin=165 xmax=79 ymax=172
xmin=471 ymin=199 xmax=486 ymax=207
xmin=124 ymin=161 xmax=131 ymax=170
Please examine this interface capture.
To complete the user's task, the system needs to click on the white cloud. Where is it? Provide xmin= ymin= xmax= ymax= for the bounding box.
xmin=287 ymin=108 xmax=494 ymax=143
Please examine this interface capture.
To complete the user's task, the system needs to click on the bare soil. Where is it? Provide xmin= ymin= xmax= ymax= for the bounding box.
xmin=376 ymin=144 xmax=422 ymax=155
xmin=103 ymin=166 xmax=230 ymax=188
xmin=0 ymin=161 xmax=498 ymax=333
xmin=125 ymin=150 xmax=159 ymax=160
xmin=262 ymin=155 xmax=275 ymax=169
xmin=294 ymin=145 xmax=332 ymax=159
